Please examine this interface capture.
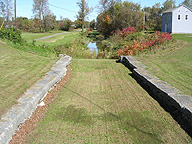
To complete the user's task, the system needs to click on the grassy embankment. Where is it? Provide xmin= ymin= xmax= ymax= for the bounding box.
xmin=136 ymin=34 xmax=192 ymax=96
xmin=0 ymin=40 xmax=58 ymax=117
xmin=26 ymin=59 xmax=191 ymax=143
xmin=0 ymin=30 xmax=87 ymax=117
xmin=21 ymin=30 xmax=91 ymax=58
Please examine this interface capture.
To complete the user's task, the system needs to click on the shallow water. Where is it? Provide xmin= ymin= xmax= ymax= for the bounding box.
xmin=87 ymin=42 xmax=98 ymax=53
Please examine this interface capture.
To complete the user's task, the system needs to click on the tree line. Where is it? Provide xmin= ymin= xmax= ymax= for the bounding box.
xmin=96 ymin=0 xmax=192 ymax=38
xmin=0 ymin=0 xmax=192 ymax=33
xmin=0 ymin=0 xmax=94 ymax=32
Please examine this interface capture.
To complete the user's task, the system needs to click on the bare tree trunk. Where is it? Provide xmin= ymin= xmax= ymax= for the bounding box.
xmin=43 ymin=15 xmax=45 ymax=32
xmin=82 ymin=23 xmax=84 ymax=32
xmin=39 ymin=13 xmax=42 ymax=32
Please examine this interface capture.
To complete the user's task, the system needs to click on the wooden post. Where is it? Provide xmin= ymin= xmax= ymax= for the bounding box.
xmin=15 ymin=0 xmax=17 ymax=34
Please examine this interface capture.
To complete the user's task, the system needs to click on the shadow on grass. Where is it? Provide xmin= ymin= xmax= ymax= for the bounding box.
xmin=55 ymin=105 xmax=94 ymax=126
xmin=119 ymin=59 xmax=192 ymax=138
xmin=100 ymin=111 xmax=165 ymax=143
xmin=63 ymin=87 xmax=165 ymax=143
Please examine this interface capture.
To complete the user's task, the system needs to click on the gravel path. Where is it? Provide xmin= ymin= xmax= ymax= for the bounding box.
xmin=35 ymin=32 xmax=70 ymax=40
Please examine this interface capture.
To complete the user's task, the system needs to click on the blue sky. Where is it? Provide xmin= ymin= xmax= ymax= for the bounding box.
xmin=16 ymin=0 xmax=184 ymax=22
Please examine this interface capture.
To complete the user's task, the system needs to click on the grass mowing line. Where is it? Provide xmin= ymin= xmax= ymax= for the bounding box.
xmin=21 ymin=30 xmax=65 ymax=42
xmin=116 ymin=65 xmax=164 ymax=143
xmin=0 ymin=41 xmax=58 ymax=118
xmin=136 ymin=38 xmax=192 ymax=96
xmin=26 ymin=59 xmax=191 ymax=144
xmin=36 ymin=33 xmax=69 ymax=43
xmin=35 ymin=32 xmax=81 ymax=46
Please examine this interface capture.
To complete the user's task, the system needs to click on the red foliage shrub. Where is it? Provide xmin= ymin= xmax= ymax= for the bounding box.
xmin=118 ymin=31 xmax=172 ymax=56
xmin=112 ymin=27 xmax=136 ymax=39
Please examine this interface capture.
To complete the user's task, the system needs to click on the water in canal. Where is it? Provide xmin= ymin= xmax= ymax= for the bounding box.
xmin=87 ymin=42 xmax=98 ymax=53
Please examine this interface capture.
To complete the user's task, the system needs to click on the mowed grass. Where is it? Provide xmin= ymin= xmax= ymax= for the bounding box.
xmin=21 ymin=30 xmax=65 ymax=42
xmin=0 ymin=41 xmax=58 ymax=117
xmin=35 ymin=32 xmax=81 ymax=46
xmin=136 ymin=35 xmax=192 ymax=96
xmin=26 ymin=59 xmax=191 ymax=143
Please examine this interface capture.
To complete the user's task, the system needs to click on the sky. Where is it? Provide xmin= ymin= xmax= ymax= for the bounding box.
xmin=16 ymin=0 xmax=184 ymax=22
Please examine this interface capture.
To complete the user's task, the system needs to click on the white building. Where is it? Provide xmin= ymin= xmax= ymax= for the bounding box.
xmin=161 ymin=5 xmax=192 ymax=33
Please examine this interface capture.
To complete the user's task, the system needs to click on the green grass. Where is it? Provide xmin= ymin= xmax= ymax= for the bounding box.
xmin=35 ymin=32 xmax=81 ymax=46
xmin=172 ymin=34 xmax=192 ymax=43
xmin=26 ymin=59 xmax=191 ymax=143
xmin=0 ymin=40 xmax=58 ymax=117
xmin=19 ymin=31 xmax=87 ymax=57
xmin=136 ymin=35 xmax=192 ymax=96
xmin=21 ymin=30 xmax=65 ymax=42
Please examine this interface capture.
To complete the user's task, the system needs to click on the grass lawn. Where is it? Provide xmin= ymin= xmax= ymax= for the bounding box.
xmin=0 ymin=40 xmax=58 ymax=117
xmin=136 ymin=34 xmax=192 ymax=96
xmin=35 ymin=32 xmax=81 ymax=46
xmin=21 ymin=30 xmax=65 ymax=42
xmin=26 ymin=59 xmax=191 ymax=143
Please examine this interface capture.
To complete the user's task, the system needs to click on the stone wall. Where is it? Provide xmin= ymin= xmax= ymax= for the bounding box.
xmin=120 ymin=56 xmax=192 ymax=137
xmin=0 ymin=55 xmax=72 ymax=144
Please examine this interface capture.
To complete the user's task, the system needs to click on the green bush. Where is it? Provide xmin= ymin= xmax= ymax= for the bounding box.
xmin=0 ymin=27 xmax=24 ymax=44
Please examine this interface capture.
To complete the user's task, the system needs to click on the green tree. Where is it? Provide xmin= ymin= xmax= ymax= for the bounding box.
xmin=76 ymin=0 xmax=91 ymax=32
xmin=162 ymin=0 xmax=176 ymax=11
xmin=90 ymin=19 xmax=96 ymax=29
xmin=119 ymin=1 xmax=142 ymax=29
xmin=17 ymin=17 xmax=32 ymax=30
xmin=60 ymin=18 xmax=72 ymax=31
xmin=97 ymin=1 xmax=143 ymax=37
xmin=146 ymin=3 xmax=162 ymax=31
xmin=99 ymin=0 xmax=121 ymax=12
xmin=182 ymin=0 xmax=192 ymax=8
xmin=74 ymin=19 xmax=82 ymax=29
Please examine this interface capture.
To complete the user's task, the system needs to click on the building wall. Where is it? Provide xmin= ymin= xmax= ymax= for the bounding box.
xmin=172 ymin=6 xmax=192 ymax=33
xmin=161 ymin=13 xmax=172 ymax=33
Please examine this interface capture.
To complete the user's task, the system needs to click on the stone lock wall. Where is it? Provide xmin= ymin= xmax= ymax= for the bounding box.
xmin=120 ymin=56 xmax=192 ymax=137
xmin=0 ymin=55 xmax=72 ymax=144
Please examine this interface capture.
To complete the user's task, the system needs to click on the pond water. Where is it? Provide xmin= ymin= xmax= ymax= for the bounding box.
xmin=87 ymin=42 xmax=98 ymax=53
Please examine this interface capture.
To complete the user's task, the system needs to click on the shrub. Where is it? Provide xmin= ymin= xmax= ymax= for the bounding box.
xmin=111 ymin=27 xmax=136 ymax=39
xmin=116 ymin=30 xmax=173 ymax=56
xmin=0 ymin=27 xmax=24 ymax=44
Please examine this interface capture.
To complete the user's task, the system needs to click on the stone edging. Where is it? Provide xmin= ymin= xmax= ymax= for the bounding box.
xmin=0 ymin=55 xmax=72 ymax=144
xmin=120 ymin=56 xmax=192 ymax=137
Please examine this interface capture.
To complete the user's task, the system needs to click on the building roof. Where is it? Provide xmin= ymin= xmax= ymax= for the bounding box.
xmin=163 ymin=4 xmax=192 ymax=13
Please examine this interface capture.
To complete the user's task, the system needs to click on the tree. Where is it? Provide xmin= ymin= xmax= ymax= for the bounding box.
xmin=162 ymin=0 xmax=176 ymax=11
xmin=90 ymin=19 xmax=96 ymax=29
xmin=96 ymin=1 xmax=143 ymax=37
xmin=99 ymin=0 xmax=121 ymax=12
xmin=142 ymin=3 xmax=163 ymax=31
xmin=74 ymin=19 xmax=82 ymax=28
xmin=59 ymin=18 xmax=72 ymax=31
xmin=76 ymin=0 xmax=91 ymax=32
xmin=17 ymin=17 xmax=33 ymax=31
xmin=182 ymin=0 xmax=192 ymax=8
xmin=119 ymin=1 xmax=143 ymax=29
xmin=33 ymin=0 xmax=50 ymax=32
xmin=1 ymin=0 xmax=12 ymax=26
xmin=0 ymin=0 xmax=5 ymax=16
xmin=43 ymin=11 xmax=56 ymax=31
